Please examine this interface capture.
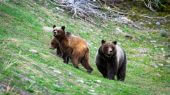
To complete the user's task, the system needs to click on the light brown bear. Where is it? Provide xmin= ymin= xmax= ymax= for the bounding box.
xmin=52 ymin=25 xmax=93 ymax=73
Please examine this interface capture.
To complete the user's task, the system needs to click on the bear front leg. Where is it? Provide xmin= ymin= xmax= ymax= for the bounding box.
xmin=62 ymin=48 xmax=72 ymax=64
xmin=107 ymin=69 xmax=115 ymax=80
xmin=96 ymin=64 xmax=107 ymax=78
xmin=62 ymin=52 xmax=69 ymax=64
xmin=56 ymin=46 xmax=63 ymax=57
xmin=107 ymin=63 xmax=117 ymax=80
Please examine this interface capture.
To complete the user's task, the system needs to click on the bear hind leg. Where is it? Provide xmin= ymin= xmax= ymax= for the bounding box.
xmin=71 ymin=56 xmax=79 ymax=69
xmin=81 ymin=51 xmax=93 ymax=73
xmin=81 ymin=58 xmax=93 ymax=73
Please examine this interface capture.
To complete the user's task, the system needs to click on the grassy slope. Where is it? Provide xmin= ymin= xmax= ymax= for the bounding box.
xmin=0 ymin=0 xmax=169 ymax=95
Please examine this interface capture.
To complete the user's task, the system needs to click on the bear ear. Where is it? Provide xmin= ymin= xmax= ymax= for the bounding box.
xmin=113 ymin=41 xmax=117 ymax=45
xmin=101 ymin=40 xmax=106 ymax=44
xmin=53 ymin=25 xmax=56 ymax=29
xmin=61 ymin=26 xmax=65 ymax=31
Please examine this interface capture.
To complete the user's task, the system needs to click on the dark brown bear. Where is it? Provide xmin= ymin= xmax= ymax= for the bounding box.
xmin=52 ymin=25 xmax=93 ymax=73
xmin=96 ymin=40 xmax=127 ymax=81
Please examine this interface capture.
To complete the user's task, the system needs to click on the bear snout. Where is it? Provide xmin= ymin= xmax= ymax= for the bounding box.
xmin=109 ymin=50 xmax=113 ymax=53
xmin=107 ymin=47 xmax=113 ymax=54
xmin=53 ymin=30 xmax=58 ymax=36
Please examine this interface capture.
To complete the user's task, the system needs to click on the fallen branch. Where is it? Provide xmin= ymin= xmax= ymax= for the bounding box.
xmin=51 ymin=0 xmax=169 ymax=29
xmin=110 ymin=8 xmax=170 ymax=20
xmin=140 ymin=14 xmax=170 ymax=19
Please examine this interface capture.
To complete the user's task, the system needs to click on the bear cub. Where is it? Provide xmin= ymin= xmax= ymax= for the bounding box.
xmin=96 ymin=40 xmax=127 ymax=81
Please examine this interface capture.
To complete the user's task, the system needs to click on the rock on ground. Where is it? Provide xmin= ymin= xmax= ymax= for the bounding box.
xmin=43 ymin=26 xmax=53 ymax=32
xmin=29 ymin=49 xmax=38 ymax=54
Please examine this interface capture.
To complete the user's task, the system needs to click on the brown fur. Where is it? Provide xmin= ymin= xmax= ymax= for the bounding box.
xmin=52 ymin=25 xmax=93 ymax=73
xmin=50 ymin=32 xmax=72 ymax=58
xmin=50 ymin=37 xmax=63 ymax=57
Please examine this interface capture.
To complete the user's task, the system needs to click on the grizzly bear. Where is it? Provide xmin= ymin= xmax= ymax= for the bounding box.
xmin=96 ymin=40 xmax=127 ymax=81
xmin=52 ymin=25 xmax=93 ymax=73
xmin=50 ymin=37 xmax=63 ymax=57
xmin=50 ymin=37 xmax=71 ymax=63
xmin=50 ymin=28 xmax=71 ymax=63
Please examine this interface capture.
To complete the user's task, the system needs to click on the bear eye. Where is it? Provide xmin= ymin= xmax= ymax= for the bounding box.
xmin=104 ymin=46 xmax=109 ymax=51
xmin=112 ymin=47 xmax=115 ymax=51
xmin=107 ymin=46 xmax=110 ymax=49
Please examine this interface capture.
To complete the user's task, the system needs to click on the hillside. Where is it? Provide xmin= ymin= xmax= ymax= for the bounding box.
xmin=0 ymin=0 xmax=170 ymax=95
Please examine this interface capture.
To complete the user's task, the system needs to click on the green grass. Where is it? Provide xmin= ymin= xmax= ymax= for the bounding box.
xmin=0 ymin=0 xmax=170 ymax=95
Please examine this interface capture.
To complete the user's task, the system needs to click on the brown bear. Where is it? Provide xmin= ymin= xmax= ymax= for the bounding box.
xmin=50 ymin=37 xmax=71 ymax=63
xmin=50 ymin=26 xmax=71 ymax=63
xmin=50 ymin=37 xmax=63 ymax=57
xmin=52 ymin=25 xmax=93 ymax=73
xmin=96 ymin=40 xmax=127 ymax=81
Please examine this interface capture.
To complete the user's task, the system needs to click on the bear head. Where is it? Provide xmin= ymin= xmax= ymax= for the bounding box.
xmin=50 ymin=37 xmax=59 ymax=50
xmin=100 ymin=40 xmax=117 ymax=57
xmin=52 ymin=25 xmax=65 ymax=38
